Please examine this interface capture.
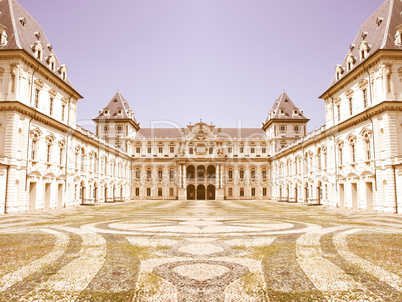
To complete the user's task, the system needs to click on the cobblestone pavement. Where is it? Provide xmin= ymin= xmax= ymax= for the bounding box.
xmin=0 ymin=199 xmax=401 ymax=301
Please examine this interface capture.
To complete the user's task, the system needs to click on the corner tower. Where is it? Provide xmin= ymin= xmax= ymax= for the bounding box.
xmin=93 ymin=91 xmax=140 ymax=154
xmin=262 ymin=91 xmax=309 ymax=154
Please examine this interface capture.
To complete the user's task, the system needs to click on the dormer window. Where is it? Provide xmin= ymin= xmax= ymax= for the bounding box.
xmin=104 ymin=108 xmax=109 ymax=115
xmin=19 ymin=17 xmax=26 ymax=26
xmin=346 ymin=54 xmax=355 ymax=71
xmin=359 ymin=41 xmax=370 ymax=60
xmin=59 ymin=64 xmax=67 ymax=81
xmin=117 ymin=108 xmax=123 ymax=115
xmin=47 ymin=54 xmax=56 ymax=71
xmin=32 ymin=41 xmax=44 ymax=60
xmin=34 ymin=31 xmax=41 ymax=40
xmin=0 ymin=25 xmax=8 ymax=46
xmin=361 ymin=32 xmax=368 ymax=40
xmin=335 ymin=65 xmax=344 ymax=80
xmin=279 ymin=108 xmax=285 ymax=115
xmin=394 ymin=25 xmax=402 ymax=46
xmin=293 ymin=109 xmax=298 ymax=115
xmin=376 ymin=17 xmax=383 ymax=27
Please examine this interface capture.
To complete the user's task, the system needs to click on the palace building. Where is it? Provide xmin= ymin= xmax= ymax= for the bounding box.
xmin=0 ymin=0 xmax=401 ymax=214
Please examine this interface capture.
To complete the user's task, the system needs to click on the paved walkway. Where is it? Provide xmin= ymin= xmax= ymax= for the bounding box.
xmin=0 ymin=199 xmax=401 ymax=301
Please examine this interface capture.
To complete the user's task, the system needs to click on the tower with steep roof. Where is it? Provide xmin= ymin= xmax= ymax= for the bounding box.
xmin=93 ymin=91 xmax=140 ymax=154
xmin=262 ymin=92 xmax=309 ymax=154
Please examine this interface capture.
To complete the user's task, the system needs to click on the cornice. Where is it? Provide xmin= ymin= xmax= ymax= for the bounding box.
xmin=0 ymin=101 xmax=131 ymax=160
xmin=271 ymin=101 xmax=402 ymax=160
xmin=0 ymin=50 xmax=83 ymax=99
xmin=320 ymin=50 xmax=402 ymax=100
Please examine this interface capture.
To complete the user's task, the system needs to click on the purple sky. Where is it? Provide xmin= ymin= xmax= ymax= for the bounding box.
xmin=18 ymin=0 xmax=383 ymax=132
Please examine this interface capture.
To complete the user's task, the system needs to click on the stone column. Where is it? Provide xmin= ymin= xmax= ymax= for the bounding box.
xmin=183 ymin=164 xmax=186 ymax=188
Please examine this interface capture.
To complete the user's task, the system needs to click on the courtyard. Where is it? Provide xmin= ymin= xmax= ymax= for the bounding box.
xmin=0 ymin=200 xmax=401 ymax=302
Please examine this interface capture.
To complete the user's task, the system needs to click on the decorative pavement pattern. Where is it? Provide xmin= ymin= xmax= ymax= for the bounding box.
xmin=0 ymin=199 xmax=401 ymax=301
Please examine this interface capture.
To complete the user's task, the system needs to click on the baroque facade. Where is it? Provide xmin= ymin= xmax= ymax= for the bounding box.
xmin=0 ymin=0 xmax=401 ymax=214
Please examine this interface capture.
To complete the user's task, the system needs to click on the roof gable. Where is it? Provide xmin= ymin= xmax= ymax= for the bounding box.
xmin=263 ymin=91 xmax=309 ymax=125
xmin=0 ymin=0 xmax=75 ymax=88
xmin=327 ymin=0 xmax=402 ymax=89
xmin=94 ymin=91 xmax=140 ymax=127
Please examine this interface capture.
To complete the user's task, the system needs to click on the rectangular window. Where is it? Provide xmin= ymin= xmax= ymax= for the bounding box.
xmin=240 ymin=147 xmax=244 ymax=153
xmin=158 ymin=188 xmax=162 ymax=197
xmin=363 ymin=89 xmax=368 ymax=108
xmin=337 ymin=105 xmax=341 ymax=122
xmin=349 ymin=98 xmax=353 ymax=115
xmin=34 ymin=89 xmax=40 ymax=108
xmin=228 ymin=147 xmax=232 ymax=153
xmin=293 ymin=126 xmax=299 ymax=132
xmin=116 ymin=126 xmax=122 ymax=132
xmin=59 ymin=148 xmax=64 ymax=165
xmin=135 ymin=188 xmax=140 ymax=196
xmin=136 ymin=147 xmax=141 ymax=153
xmin=31 ymin=140 xmax=37 ymax=160
xmin=262 ymin=170 xmax=267 ymax=179
xmin=49 ymin=98 xmax=54 ymax=115
xmin=146 ymin=188 xmax=151 ymax=197
xmin=240 ymin=170 xmax=244 ymax=179
xmin=158 ymin=170 xmax=163 ymax=179
xmin=251 ymin=170 xmax=255 ymax=179
xmin=170 ymin=188 xmax=174 ymax=196
xmin=158 ymin=147 xmax=163 ymax=153
xmin=339 ymin=148 xmax=343 ymax=165
xmin=280 ymin=126 xmax=286 ymax=132
xmin=170 ymin=146 xmax=175 ymax=153
xmin=351 ymin=144 xmax=356 ymax=163
xmin=147 ymin=147 xmax=152 ymax=154
xmin=262 ymin=147 xmax=266 ymax=153
xmin=46 ymin=144 xmax=51 ymax=163
xmin=209 ymin=147 xmax=213 ymax=154
xmin=240 ymin=188 xmax=244 ymax=197
xmin=366 ymin=140 xmax=371 ymax=160
xmin=263 ymin=188 xmax=267 ymax=196
xmin=61 ymin=104 xmax=65 ymax=121
xmin=170 ymin=170 xmax=174 ymax=179
xmin=189 ymin=147 xmax=193 ymax=154
xmin=251 ymin=188 xmax=256 ymax=197
xmin=136 ymin=170 xmax=140 ymax=179
xmin=228 ymin=170 xmax=233 ymax=179
xmin=228 ymin=188 xmax=233 ymax=196
xmin=250 ymin=147 xmax=255 ymax=154
xmin=147 ymin=170 xmax=151 ymax=179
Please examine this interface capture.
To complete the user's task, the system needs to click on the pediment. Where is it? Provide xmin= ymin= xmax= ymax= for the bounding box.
xmin=186 ymin=122 xmax=216 ymax=141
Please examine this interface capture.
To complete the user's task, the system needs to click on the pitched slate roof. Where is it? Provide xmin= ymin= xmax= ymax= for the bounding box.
xmin=263 ymin=91 xmax=309 ymax=125
xmin=137 ymin=127 xmax=266 ymax=140
xmin=0 ymin=0 xmax=75 ymax=88
xmin=93 ymin=91 xmax=140 ymax=127
xmin=327 ymin=0 xmax=402 ymax=90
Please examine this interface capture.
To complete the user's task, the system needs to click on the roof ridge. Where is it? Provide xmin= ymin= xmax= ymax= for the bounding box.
xmin=7 ymin=0 xmax=21 ymax=49
xmin=381 ymin=0 xmax=394 ymax=49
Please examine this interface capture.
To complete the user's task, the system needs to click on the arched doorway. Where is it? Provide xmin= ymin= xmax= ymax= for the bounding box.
xmin=207 ymin=185 xmax=215 ymax=200
xmin=197 ymin=166 xmax=205 ymax=181
xmin=197 ymin=184 xmax=206 ymax=200
xmin=187 ymin=185 xmax=195 ymax=200
xmin=316 ymin=181 xmax=322 ymax=205
xmin=207 ymin=165 xmax=216 ymax=181
xmin=80 ymin=181 xmax=86 ymax=205
xmin=187 ymin=166 xmax=195 ymax=181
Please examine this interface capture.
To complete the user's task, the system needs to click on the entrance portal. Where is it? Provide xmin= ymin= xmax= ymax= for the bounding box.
xmin=187 ymin=185 xmax=195 ymax=200
xmin=197 ymin=185 xmax=205 ymax=200
xmin=207 ymin=185 xmax=215 ymax=200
